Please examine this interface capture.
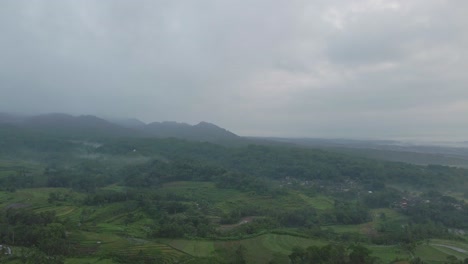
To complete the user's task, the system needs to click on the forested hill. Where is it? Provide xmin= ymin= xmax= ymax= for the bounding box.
xmin=0 ymin=112 xmax=240 ymax=142
xmin=2 ymin=112 xmax=468 ymax=188
xmin=2 ymin=119 xmax=465 ymax=192
xmin=3 ymin=117 xmax=468 ymax=263
xmin=96 ymin=137 xmax=468 ymax=191
xmin=4 ymin=112 xmax=467 ymax=169
xmin=143 ymin=121 xmax=239 ymax=141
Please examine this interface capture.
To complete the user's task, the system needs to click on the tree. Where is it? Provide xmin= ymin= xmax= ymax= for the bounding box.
xmin=349 ymin=244 xmax=374 ymax=264
xmin=37 ymin=223 xmax=68 ymax=256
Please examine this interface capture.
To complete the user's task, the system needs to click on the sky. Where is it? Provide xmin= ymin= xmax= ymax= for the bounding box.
xmin=1 ymin=0 xmax=468 ymax=140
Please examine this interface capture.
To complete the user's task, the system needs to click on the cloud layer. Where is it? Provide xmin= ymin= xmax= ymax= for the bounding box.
xmin=1 ymin=0 xmax=467 ymax=140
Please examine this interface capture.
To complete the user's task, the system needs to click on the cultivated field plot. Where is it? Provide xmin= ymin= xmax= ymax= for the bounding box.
xmin=164 ymin=234 xmax=414 ymax=264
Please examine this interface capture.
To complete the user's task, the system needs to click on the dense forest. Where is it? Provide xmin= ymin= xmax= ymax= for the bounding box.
xmin=1 ymin=120 xmax=468 ymax=263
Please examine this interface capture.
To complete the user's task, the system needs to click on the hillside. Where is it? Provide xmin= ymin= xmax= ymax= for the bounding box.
xmin=1 ymin=129 xmax=468 ymax=263
xmin=2 ymin=116 xmax=468 ymax=263
xmin=0 ymin=112 xmax=240 ymax=143
xmin=143 ymin=121 xmax=239 ymax=141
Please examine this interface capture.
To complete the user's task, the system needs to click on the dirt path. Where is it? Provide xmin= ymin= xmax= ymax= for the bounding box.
xmin=431 ymin=244 xmax=468 ymax=254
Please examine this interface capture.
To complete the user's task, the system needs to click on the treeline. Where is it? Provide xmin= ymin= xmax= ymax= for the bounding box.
xmin=0 ymin=125 xmax=77 ymax=155
xmin=97 ymin=138 xmax=468 ymax=190
xmin=289 ymin=244 xmax=379 ymax=264
xmin=0 ymin=173 xmax=35 ymax=192
xmin=45 ymin=160 xmax=115 ymax=192
xmin=404 ymin=191 xmax=468 ymax=229
xmin=4 ymin=134 xmax=468 ymax=193
xmin=120 ymin=159 xmax=279 ymax=195
xmin=0 ymin=209 xmax=70 ymax=263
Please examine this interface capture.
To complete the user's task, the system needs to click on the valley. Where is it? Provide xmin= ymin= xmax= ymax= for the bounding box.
xmin=1 ymin=115 xmax=468 ymax=263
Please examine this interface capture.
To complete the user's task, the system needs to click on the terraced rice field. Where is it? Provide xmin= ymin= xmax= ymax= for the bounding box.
xmin=295 ymin=193 xmax=334 ymax=210
xmin=164 ymin=239 xmax=215 ymax=256
xmin=164 ymin=234 xmax=326 ymax=263
xmin=67 ymin=231 xmax=188 ymax=263
xmin=3 ymin=182 xmax=468 ymax=263
xmin=163 ymin=234 xmax=428 ymax=263
xmin=414 ymin=239 xmax=468 ymax=263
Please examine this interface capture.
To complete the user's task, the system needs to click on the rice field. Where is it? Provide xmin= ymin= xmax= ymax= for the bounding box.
xmin=2 ymin=182 xmax=468 ymax=263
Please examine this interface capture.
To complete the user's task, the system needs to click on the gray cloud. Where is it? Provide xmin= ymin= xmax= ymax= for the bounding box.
xmin=1 ymin=0 xmax=468 ymax=140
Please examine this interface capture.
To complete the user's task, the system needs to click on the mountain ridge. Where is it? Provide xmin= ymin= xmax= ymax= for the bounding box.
xmin=0 ymin=112 xmax=239 ymax=142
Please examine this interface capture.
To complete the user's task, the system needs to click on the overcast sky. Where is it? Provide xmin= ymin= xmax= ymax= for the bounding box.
xmin=1 ymin=0 xmax=467 ymax=140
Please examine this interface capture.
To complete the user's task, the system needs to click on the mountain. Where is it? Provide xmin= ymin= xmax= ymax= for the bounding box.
xmin=6 ymin=113 xmax=139 ymax=139
xmin=193 ymin=121 xmax=239 ymax=140
xmin=106 ymin=117 xmax=146 ymax=129
xmin=144 ymin=121 xmax=239 ymax=141
xmin=0 ymin=112 xmax=240 ymax=142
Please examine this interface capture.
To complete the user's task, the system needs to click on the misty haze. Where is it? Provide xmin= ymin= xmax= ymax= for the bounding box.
xmin=1 ymin=1 xmax=468 ymax=263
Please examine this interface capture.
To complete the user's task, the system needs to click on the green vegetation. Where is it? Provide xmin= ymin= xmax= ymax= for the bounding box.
xmin=1 ymin=125 xmax=468 ymax=263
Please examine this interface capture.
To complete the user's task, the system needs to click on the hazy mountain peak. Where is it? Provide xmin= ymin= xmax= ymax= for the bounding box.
xmin=143 ymin=120 xmax=238 ymax=141
xmin=0 ymin=112 xmax=240 ymax=142
xmin=106 ymin=117 xmax=146 ymax=129
xmin=195 ymin=121 xmax=217 ymax=127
